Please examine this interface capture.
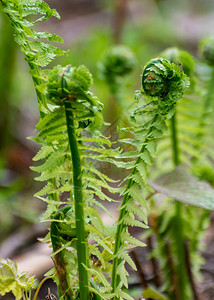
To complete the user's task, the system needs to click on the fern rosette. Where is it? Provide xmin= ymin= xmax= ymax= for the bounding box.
xmin=47 ymin=65 xmax=93 ymax=104
xmin=100 ymin=45 xmax=136 ymax=77
xmin=142 ymin=57 xmax=190 ymax=115
xmin=47 ymin=64 xmax=103 ymax=131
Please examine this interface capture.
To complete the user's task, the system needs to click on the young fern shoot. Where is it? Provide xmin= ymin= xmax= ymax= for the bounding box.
xmin=45 ymin=64 xmax=105 ymax=299
xmin=155 ymin=48 xmax=196 ymax=298
xmin=111 ymin=58 xmax=189 ymax=298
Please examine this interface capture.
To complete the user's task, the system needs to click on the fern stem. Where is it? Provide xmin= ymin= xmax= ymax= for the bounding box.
xmin=64 ymin=100 xmax=90 ymax=300
xmin=170 ymin=112 xmax=187 ymax=300
xmin=111 ymin=114 xmax=158 ymax=296
xmin=170 ymin=113 xmax=180 ymax=166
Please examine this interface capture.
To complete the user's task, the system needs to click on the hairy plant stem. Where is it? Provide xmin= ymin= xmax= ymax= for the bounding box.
xmin=64 ymin=100 xmax=90 ymax=300
xmin=111 ymin=115 xmax=158 ymax=297
xmin=171 ymin=113 xmax=180 ymax=166
xmin=170 ymin=112 xmax=187 ymax=300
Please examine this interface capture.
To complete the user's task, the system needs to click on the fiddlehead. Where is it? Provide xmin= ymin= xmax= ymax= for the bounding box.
xmin=142 ymin=57 xmax=189 ymax=115
xmin=46 ymin=64 xmax=104 ymax=300
xmin=100 ymin=45 xmax=136 ymax=78
xmin=111 ymin=58 xmax=189 ymax=298
xmin=150 ymin=49 xmax=196 ymax=299
xmin=99 ymin=45 xmax=136 ymax=144
xmin=31 ymin=63 xmax=120 ymax=299
xmin=99 ymin=45 xmax=136 ymax=102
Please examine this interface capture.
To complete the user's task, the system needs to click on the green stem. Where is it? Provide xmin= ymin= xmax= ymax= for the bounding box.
xmin=171 ymin=113 xmax=180 ymax=166
xmin=64 ymin=100 xmax=90 ymax=300
xmin=170 ymin=113 xmax=186 ymax=300
xmin=111 ymin=115 xmax=158 ymax=297
xmin=33 ymin=277 xmax=52 ymax=300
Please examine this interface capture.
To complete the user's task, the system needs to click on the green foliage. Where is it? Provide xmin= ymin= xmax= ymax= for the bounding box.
xmin=99 ymin=45 xmax=136 ymax=77
xmin=142 ymin=287 xmax=169 ymax=300
xmin=98 ymin=44 xmax=136 ymax=114
xmin=161 ymin=47 xmax=194 ymax=76
xmin=142 ymin=58 xmax=189 ymax=116
xmin=111 ymin=58 xmax=189 ymax=298
xmin=150 ymin=166 xmax=214 ymax=210
xmin=31 ymin=56 xmax=189 ymax=299
xmin=31 ymin=61 xmax=121 ymax=298
xmin=146 ymin=46 xmax=214 ymax=299
xmin=47 ymin=65 xmax=94 ymax=105
xmin=0 ymin=258 xmax=36 ymax=300
xmin=2 ymin=2 xmax=212 ymax=300
xmin=0 ymin=0 xmax=66 ymax=112
xmin=200 ymin=35 xmax=214 ymax=65
xmin=192 ymin=165 xmax=214 ymax=187
xmin=0 ymin=0 xmax=65 ymax=66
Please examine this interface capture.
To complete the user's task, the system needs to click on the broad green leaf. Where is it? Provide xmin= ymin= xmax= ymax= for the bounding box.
xmin=142 ymin=287 xmax=169 ymax=300
xmin=0 ymin=259 xmax=36 ymax=299
xmin=150 ymin=166 xmax=214 ymax=210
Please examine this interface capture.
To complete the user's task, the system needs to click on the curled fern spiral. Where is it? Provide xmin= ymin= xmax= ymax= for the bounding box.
xmin=47 ymin=65 xmax=93 ymax=104
xmin=142 ymin=57 xmax=190 ymax=115
xmin=100 ymin=45 xmax=136 ymax=77
xmin=47 ymin=64 xmax=103 ymax=130
xmin=111 ymin=59 xmax=189 ymax=298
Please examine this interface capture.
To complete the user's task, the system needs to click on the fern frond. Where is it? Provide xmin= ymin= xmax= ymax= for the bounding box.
xmin=0 ymin=0 xmax=66 ymax=111
xmin=111 ymin=58 xmax=189 ymax=297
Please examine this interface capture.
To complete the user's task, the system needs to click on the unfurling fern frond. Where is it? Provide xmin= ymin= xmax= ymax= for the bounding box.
xmin=98 ymin=45 xmax=136 ymax=131
xmin=111 ymin=58 xmax=190 ymax=298
xmin=0 ymin=0 xmax=66 ymax=111
xmin=157 ymin=44 xmax=214 ymax=170
xmin=32 ymin=64 xmax=122 ymax=299
xmin=154 ymin=48 xmax=197 ymax=170
xmin=99 ymin=45 xmax=136 ymax=78
xmin=147 ymin=48 xmax=214 ymax=299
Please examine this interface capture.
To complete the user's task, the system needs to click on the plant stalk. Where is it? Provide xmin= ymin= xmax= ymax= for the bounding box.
xmin=184 ymin=240 xmax=201 ymax=300
xmin=170 ymin=112 xmax=187 ymax=300
xmin=64 ymin=100 xmax=89 ymax=300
